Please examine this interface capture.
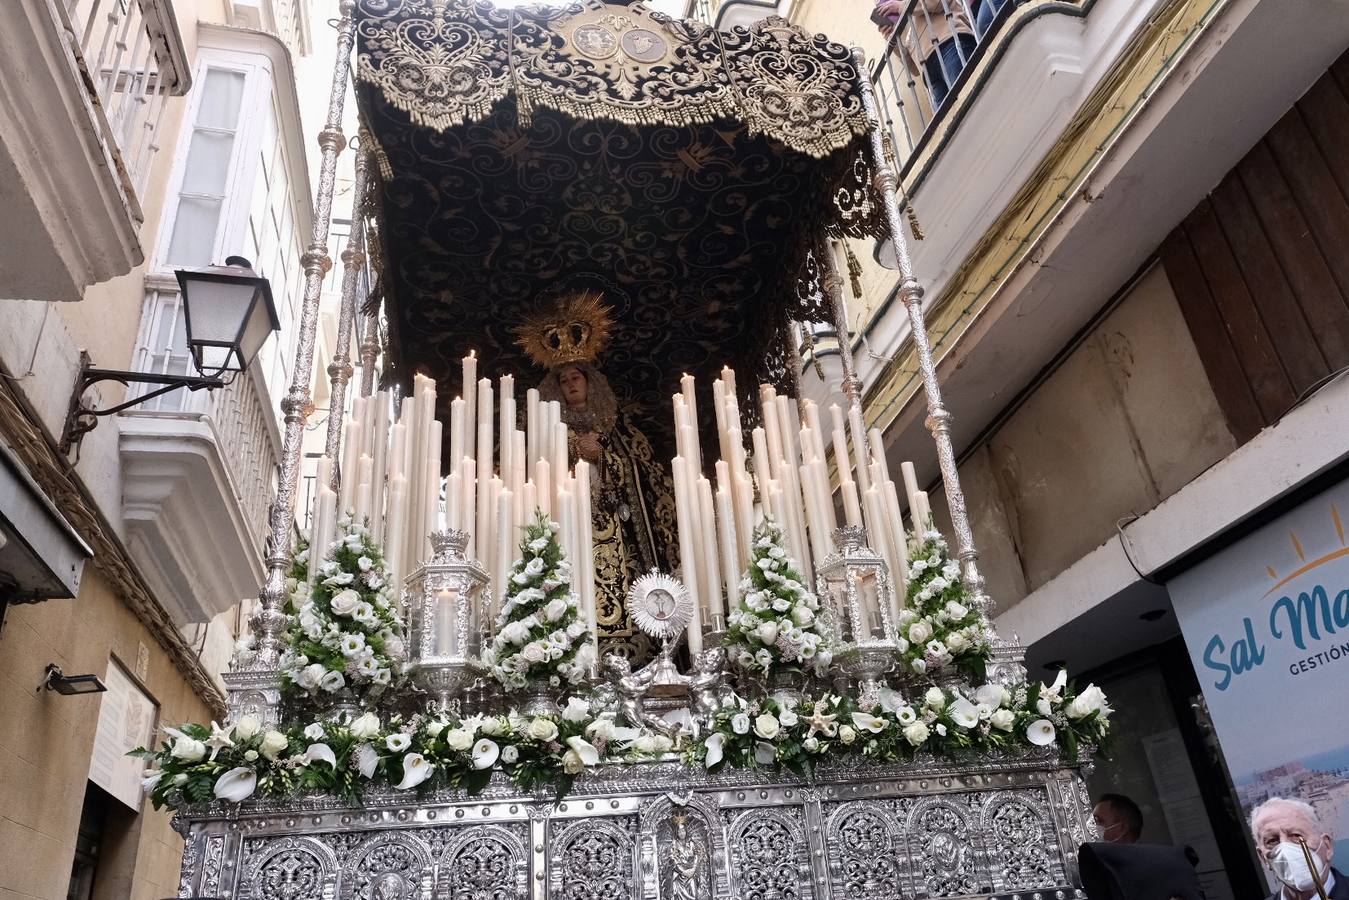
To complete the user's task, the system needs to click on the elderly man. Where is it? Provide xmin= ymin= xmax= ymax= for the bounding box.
xmin=1251 ymin=797 xmax=1345 ymax=900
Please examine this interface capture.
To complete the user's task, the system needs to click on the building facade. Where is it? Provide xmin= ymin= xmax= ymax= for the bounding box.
xmin=783 ymin=0 xmax=1349 ymax=897
xmin=0 ymin=0 xmax=324 ymax=896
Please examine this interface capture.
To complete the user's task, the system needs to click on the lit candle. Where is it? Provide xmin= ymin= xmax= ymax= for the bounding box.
xmin=680 ymin=373 xmax=701 ymax=469
xmin=435 ymin=587 xmax=456 ymax=656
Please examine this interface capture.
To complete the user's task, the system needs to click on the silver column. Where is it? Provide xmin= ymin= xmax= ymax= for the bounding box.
xmin=322 ymin=144 xmax=374 ymax=475
xmin=245 ymin=0 xmax=359 ymax=667
xmin=851 ymin=47 xmax=988 ymax=611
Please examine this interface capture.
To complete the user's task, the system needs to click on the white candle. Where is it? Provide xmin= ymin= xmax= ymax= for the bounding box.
xmin=484 ymin=476 xmax=501 ymax=570
xmin=863 ymin=485 xmax=895 ymax=608
xmin=386 ymin=422 xmax=406 ymax=480
xmin=521 ymin=480 xmax=537 ymax=528
xmin=423 ymin=420 xmax=442 ymax=562
xmin=697 ymin=476 xmax=723 ymax=624
xmin=500 ymin=375 xmax=515 ymax=483
xmin=750 ymin=427 xmax=772 ymax=494
xmin=312 ymin=487 xmax=337 ymax=583
xmin=385 ymin=475 xmax=407 ymax=589
xmin=840 ymin=478 xmax=863 ymax=529
xmin=536 ymin=459 xmax=551 ymax=519
xmin=681 ymin=373 xmax=701 ymax=469
xmin=900 ymin=461 xmax=921 ymax=520
xmin=558 ymin=483 xmax=576 ymax=596
xmin=551 ymin=420 xmax=569 ymax=487
xmin=799 ymin=461 xmax=830 ymax=568
xmin=848 ymin=404 xmax=871 ymax=494
xmin=449 ymin=396 xmax=465 ymax=477
xmin=353 ymin=454 xmax=374 ymax=523
xmin=671 ymin=457 xmax=703 ymax=622
xmin=713 ymin=379 xmax=730 ymax=465
xmin=494 ymin=487 xmax=514 ymax=628
xmin=881 ymin=478 xmax=910 ymax=602
xmin=462 ymin=352 xmax=477 ymax=461
xmin=369 ymin=392 xmax=389 ymax=543
xmin=435 ymin=588 xmax=455 ymax=656
xmin=526 ymin=388 xmax=540 ymax=481
xmin=575 ymin=460 xmax=598 ymax=656
xmin=913 ymin=490 xmax=931 ymax=533
xmin=338 ymin=420 xmax=362 ymax=513
xmin=446 ymin=473 xmax=463 ymax=530
xmin=310 ymin=455 xmax=333 ymax=539
xmin=715 ymin=484 xmax=740 ymax=622
xmin=460 ymin=457 xmax=476 ymax=558
xmin=476 ymin=420 xmax=493 ymax=555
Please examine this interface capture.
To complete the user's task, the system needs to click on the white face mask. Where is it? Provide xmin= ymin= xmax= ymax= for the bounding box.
xmin=1268 ymin=839 xmax=1329 ymax=892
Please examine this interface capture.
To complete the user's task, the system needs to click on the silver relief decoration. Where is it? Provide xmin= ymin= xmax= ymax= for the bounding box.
xmin=825 ymin=802 xmax=903 ymax=900
xmin=551 ymin=817 xmax=638 ymax=900
xmin=438 ymin=824 xmax=530 ymax=900
xmin=346 ymin=834 xmax=431 ymax=899
xmin=725 ymin=808 xmax=813 ymax=900
xmin=906 ymin=797 xmax=981 ymax=898
xmin=983 ymin=793 xmax=1060 ymax=891
xmin=242 ymin=836 xmax=338 ymax=900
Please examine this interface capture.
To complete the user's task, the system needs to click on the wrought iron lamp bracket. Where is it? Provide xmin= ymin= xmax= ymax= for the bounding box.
xmin=59 ymin=350 xmax=229 ymax=456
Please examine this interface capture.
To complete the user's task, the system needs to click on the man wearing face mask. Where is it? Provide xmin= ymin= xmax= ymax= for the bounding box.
xmin=1251 ymin=797 xmax=1344 ymax=900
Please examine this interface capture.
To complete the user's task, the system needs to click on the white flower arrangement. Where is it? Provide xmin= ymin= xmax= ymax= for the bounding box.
xmin=279 ymin=516 xmax=404 ymax=701
xmin=725 ymin=518 xmax=834 ymax=678
xmin=484 ymin=512 xmax=594 ymax=692
xmin=896 ymin=530 xmax=992 ymax=679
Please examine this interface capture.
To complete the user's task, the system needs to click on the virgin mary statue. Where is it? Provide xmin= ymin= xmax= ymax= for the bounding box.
xmin=517 ymin=292 xmax=679 ymax=664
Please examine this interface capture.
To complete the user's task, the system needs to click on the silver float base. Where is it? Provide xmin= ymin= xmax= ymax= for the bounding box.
xmin=174 ymin=752 xmax=1095 ymax=899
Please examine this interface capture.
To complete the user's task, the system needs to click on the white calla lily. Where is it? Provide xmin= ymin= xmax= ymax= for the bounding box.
xmin=395 ymin=752 xmax=433 ymax=790
xmin=1026 ymin=719 xmax=1057 ymax=746
xmin=213 ymin=767 xmax=258 ymax=803
xmin=564 ymin=736 xmax=600 ymax=767
xmin=704 ymin=732 xmax=725 ymax=769
xmin=754 ymin=741 xmax=776 ymax=764
xmin=471 ymin=738 xmax=500 ymax=770
xmin=302 ymin=743 xmax=337 ymax=768
xmin=354 ymin=743 xmax=380 ymax=779
xmin=850 ymin=711 xmax=888 ymax=733
xmin=948 ymin=697 xmax=980 ymax=729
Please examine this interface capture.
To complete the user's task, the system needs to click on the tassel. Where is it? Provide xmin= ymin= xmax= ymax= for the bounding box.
xmin=845 ymin=246 xmax=864 ymax=298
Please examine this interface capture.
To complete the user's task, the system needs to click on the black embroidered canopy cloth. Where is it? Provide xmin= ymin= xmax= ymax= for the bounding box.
xmin=354 ymin=0 xmax=886 ymax=453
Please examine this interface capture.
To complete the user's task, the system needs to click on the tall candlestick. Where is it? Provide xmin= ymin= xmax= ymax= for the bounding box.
xmin=558 ymin=483 xmax=576 ymax=596
xmin=385 ymin=475 xmax=407 ymax=589
xmin=460 ymin=457 xmax=476 ymax=559
xmin=476 ymin=418 xmax=493 ymax=555
xmin=900 ymin=461 xmax=921 ymax=520
xmin=840 ymin=478 xmax=863 ymax=529
xmin=500 ymin=376 xmax=515 ymax=486
xmin=671 ymin=457 xmax=703 ymax=622
xmin=312 ymin=487 xmax=337 ymax=583
xmin=536 ymin=460 xmax=551 ymax=519
xmin=521 ymin=480 xmax=537 ymax=528
xmin=309 ymin=455 xmax=333 ymax=539
xmin=750 ymin=427 xmax=771 ymax=494
xmin=424 ymin=420 xmax=442 ymax=563
xmin=575 ymin=460 xmax=598 ymax=658
xmin=353 ymin=455 xmax=374 ymax=523
xmin=551 ymin=420 xmax=569 ymax=489
xmin=370 ymin=392 xmax=389 ymax=543
xmin=446 ymin=473 xmax=463 ymax=530
xmin=338 ymin=420 xmax=362 ymax=512
xmin=913 ymin=490 xmax=931 ymax=533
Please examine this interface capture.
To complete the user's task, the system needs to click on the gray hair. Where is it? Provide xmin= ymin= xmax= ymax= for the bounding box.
xmin=1249 ymin=796 xmax=1324 ymax=841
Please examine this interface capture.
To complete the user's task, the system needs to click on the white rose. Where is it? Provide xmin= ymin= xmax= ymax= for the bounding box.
xmin=1065 ymin=684 xmax=1109 ymax=720
xmin=543 ymin=598 xmax=569 ymax=622
xmin=1036 ymin=698 xmax=1053 ymax=717
xmin=259 ymin=731 xmax=289 ymax=760
xmin=170 ymin=734 xmax=206 ymax=763
xmin=445 ymin=728 xmax=474 ymax=752
xmin=500 ymin=745 xmax=520 ymax=765
xmin=945 ymin=600 xmax=968 ymax=619
xmin=561 ymin=697 xmax=591 ymax=723
xmin=945 ymin=632 xmax=968 ymax=653
xmin=425 ymin=720 xmax=447 ymax=739
xmin=527 ymin=718 xmax=559 ymax=742
xmin=233 ymin=715 xmax=262 ymax=741
xmin=907 ymin=620 xmax=933 ymax=644
xmin=990 ymin=709 xmax=1015 ymax=731
xmin=243 ymin=750 xmax=258 ymax=762
xmin=838 ymin=725 xmax=857 ymax=745
xmin=349 ymin=713 xmax=381 ymax=739
xmin=522 ymin=643 xmax=547 ymax=664
xmin=730 ymin=713 xmax=751 ymax=735
xmin=924 ymin=687 xmax=947 ymax=710
xmin=296 ymin=663 xmax=326 ymax=691
xmin=802 ymin=736 xmax=820 ymax=751
xmin=779 ymin=707 xmax=799 ymax=728
xmin=753 ymin=713 xmax=781 ymax=739
xmin=302 ymin=722 xmax=325 ymax=741
xmin=902 ymin=722 xmax=930 ymax=746
xmin=329 ymin=589 xmax=361 ymax=616
xmin=525 ymin=558 xmax=545 ymax=576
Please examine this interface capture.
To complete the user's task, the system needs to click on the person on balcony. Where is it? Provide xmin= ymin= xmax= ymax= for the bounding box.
xmin=875 ymin=0 xmax=978 ymax=109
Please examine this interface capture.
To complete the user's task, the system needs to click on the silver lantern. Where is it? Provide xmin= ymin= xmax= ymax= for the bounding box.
xmin=817 ymin=526 xmax=898 ymax=707
xmin=406 ymin=530 xmax=488 ymax=713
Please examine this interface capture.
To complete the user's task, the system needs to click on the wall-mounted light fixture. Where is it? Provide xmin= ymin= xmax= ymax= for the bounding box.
xmin=59 ymin=257 xmax=277 ymax=456
xmin=39 ymin=663 xmax=107 ymax=695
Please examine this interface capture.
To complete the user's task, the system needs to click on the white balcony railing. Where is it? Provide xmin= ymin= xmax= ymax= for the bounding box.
xmin=59 ymin=0 xmax=191 ymax=219
xmin=129 ymin=285 xmax=282 ymax=555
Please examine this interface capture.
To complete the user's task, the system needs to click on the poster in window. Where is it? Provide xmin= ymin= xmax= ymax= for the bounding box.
xmin=87 ymin=659 xmax=157 ymax=810
xmin=1169 ymin=477 xmax=1349 ymax=862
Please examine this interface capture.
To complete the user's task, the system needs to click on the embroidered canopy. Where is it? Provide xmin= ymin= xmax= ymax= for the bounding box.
xmin=354 ymin=0 xmax=885 ymax=453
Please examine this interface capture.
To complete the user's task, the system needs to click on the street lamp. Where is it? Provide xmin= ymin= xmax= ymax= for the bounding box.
xmin=60 ymin=257 xmax=278 ymax=456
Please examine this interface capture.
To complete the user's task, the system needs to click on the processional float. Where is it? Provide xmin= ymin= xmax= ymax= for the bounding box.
xmin=159 ymin=2 xmax=1110 ymax=897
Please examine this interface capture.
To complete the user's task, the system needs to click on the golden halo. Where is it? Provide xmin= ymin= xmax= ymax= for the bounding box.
xmin=514 ymin=290 xmax=615 ymax=370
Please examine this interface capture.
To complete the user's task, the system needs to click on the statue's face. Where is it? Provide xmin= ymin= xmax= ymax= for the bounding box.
xmin=558 ymin=366 xmax=589 ymax=408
